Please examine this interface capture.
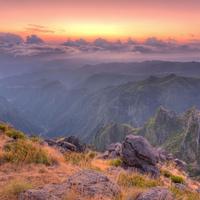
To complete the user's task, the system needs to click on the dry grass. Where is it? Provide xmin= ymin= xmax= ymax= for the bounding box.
xmin=64 ymin=151 xmax=97 ymax=169
xmin=1 ymin=139 xmax=52 ymax=165
xmin=171 ymin=186 xmax=200 ymax=200
xmin=117 ymin=171 xmax=163 ymax=188
xmin=0 ymin=127 xmax=200 ymax=200
xmin=0 ymin=179 xmax=33 ymax=200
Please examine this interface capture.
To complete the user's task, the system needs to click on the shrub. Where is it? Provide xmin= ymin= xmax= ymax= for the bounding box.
xmin=2 ymin=139 xmax=52 ymax=165
xmin=64 ymin=151 xmax=96 ymax=168
xmin=171 ymin=186 xmax=200 ymax=200
xmin=170 ymin=175 xmax=185 ymax=184
xmin=0 ymin=180 xmax=32 ymax=199
xmin=0 ymin=123 xmax=8 ymax=132
xmin=64 ymin=152 xmax=89 ymax=166
xmin=5 ymin=130 xmax=26 ymax=140
xmin=109 ymin=158 xmax=122 ymax=167
xmin=30 ymin=135 xmax=42 ymax=143
xmin=161 ymin=169 xmax=172 ymax=178
xmin=117 ymin=172 xmax=162 ymax=188
xmin=87 ymin=151 xmax=97 ymax=159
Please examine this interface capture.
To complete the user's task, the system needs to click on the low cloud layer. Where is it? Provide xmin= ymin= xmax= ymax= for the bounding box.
xmin=0 ymin=32 xmax=200 ymax=61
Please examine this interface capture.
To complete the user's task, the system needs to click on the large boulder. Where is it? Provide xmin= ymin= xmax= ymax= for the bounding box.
xmin=66 ymin=170 xmax=121 ymax=199
xmin=44 ymin=136 xmax=86 ymax=153
xmin=136 ymin=187 xmax=174 ymax=200
xmin=19 ymin=170 xmax=120 ymax=200
xmin=57 ymin=136 xmax=86 ymax=152
xmin=121 ymin=135 xmax=159 ymax=176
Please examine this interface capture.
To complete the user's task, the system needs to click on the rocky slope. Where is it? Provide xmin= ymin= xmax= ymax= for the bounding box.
xmin=0 ymin=123 xmax=200 ymax=200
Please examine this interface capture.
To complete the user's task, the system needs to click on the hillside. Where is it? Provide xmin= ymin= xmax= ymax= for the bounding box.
xmin=1 ymin=63 xmax=200 ymax=139
xmin=0 ymin=122 xmax=200 ymax=200
xmin=50 ymin=74 xmax=200 ymax=140
xmin=93 ymin=123 xmax=137 ymax=151
xmin=137 ymin=106 xmax=200 ymax=177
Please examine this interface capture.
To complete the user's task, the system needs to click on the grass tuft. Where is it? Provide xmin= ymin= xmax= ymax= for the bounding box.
xmin=170 ymin=175 xmax=185 ymax=184
xmin=0 ymin=180 xmax=32 ymax=199
xmin=1 ymin=139 xmax=52 ymax=165
xmin=64 ymin=151 xmax=96 ymax=168
xmin=171 ymin=186 xmax=200 ymax=200
xmin=117 ymin=171 xmax=162 ymax=188
xmin=109 ymin=158 xmax=122 ymax=167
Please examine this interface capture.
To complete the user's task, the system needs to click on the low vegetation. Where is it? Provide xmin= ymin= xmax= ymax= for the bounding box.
xmin=64 ymin=151 xmax=96 ymax=168
xmin=1 ymin=139 xmax=52 ymax=165
xmin=117 ymin=171 xmax=162 ymax=188
xmin=109 ymin=158 xmax=122 ymax=167
xmin=0 ymin=180 xmax=33 ymax=199
xmin=161 ymin=169 xmax=185 ymax=184
xmin=170 ymin=175 xmax=185 ymax=184
xmin=171 ymin=186 xmax=200 ymax=200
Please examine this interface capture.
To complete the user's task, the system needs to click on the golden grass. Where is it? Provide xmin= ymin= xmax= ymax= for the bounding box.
xmin=0 ymin=179 xmax=33 ymax=200
xmin=170 ymin=186 xmax=200 ymax=200
xmin=117 ymin=171 xmax=163 ymax=188
xmin=64 ymin=151 xmax=97 ymax=169
xmin=1 ymin=139 xmax=52 ymax=165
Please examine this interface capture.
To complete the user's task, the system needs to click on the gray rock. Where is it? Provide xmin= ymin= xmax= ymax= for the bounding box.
xmin=101 ymin=143 xmax=122 ymax=159
xmin=44 ymin=136 xmax=86 ymax=153
xmin=174 ymin=158 xmax=187 ymax=170
xmin=136 ymin=187 xmax=174 ymax=200
xmin=19 ymin=170 xmax=120 ymax=200
xmin=19 ymin=184 xmax=68 ymax=200
xmin=174 ymin=183 xmax=186 ymax=191
xmin=66 ymin=170 xmax=121 ymax=198
xmin=121 ymin=135 xmax=159 ymax=176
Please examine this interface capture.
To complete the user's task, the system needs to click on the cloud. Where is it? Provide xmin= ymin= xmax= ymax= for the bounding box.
xmin=145 ymin=37 xmax=168 ymax=47
xmin=63 ymin=39 xmax=89 ymax=47
xmin=26 ymin=35 xmax=44 ymax=44
xmin=0 ymin=32 xmax=200 ymax=60
xmin=25 ymin=24 xmax=54 ymax=34
xmin=0 ymin=33 xmax=23 ymax=45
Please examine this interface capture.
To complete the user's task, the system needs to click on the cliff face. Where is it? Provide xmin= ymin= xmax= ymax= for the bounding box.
xmin=139 ymin=106 xmax=184 ymax=147
xmin=93 ymin=123 xmax=137 ymax=151
xmin=138 ymin=106 xmax=200 ymax=174
xmin=180 ymin=108 xmax=200 ymax=166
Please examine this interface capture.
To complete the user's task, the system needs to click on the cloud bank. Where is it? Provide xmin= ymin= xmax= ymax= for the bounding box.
xmin=0 ymin=33 xmax=200 ymax=61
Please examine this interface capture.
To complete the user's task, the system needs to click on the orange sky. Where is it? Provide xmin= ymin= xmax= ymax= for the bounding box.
xmin=0 ymin=0 xmax=200 ymax=42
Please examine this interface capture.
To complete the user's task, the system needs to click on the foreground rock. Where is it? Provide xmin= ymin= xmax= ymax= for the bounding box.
xmin=45 ymin=136 xmax=86 ymax=153
xmin=19 ymin=170 xmax=120 ymax=200
xmin=66 ymin=170 xmax=121 ymax=198
xmin=136 ymin=187 xmax=174 ymax=200
xmin=19 ymin=184 xmax=67 ymax=200
xmin=121 ymin=135 xmax=159 ymax=176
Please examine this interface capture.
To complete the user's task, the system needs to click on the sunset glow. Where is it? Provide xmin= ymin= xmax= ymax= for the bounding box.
xmin=1 ymin=0 xmax=200 ymax=42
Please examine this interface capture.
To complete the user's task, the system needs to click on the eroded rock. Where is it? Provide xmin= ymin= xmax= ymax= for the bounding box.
xmin=121 ymin=135 xmax=159 ymax=176
xmin=136 ymin=187 xmax=174 ymax=200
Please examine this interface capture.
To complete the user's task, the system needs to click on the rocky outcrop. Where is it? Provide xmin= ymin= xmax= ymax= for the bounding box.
xmin=19 ymin=170 xmax=120 ymax=200
xmin=101 ymin=142 xmax=122 ymax=159
xmin=121 ymin=135 xmax=159 ymax=177
xmin=136 ymin=187 xmax=174 ymax=200
xmin=66 ymin=170 xmax=121 ymax=198
xmin=19 ymin=184 xmax=68 ymax=200
xmin=45 ymin=136 xmax=86 ymax=153
xmin=180 ymin=108 xmax=200 ymax=165
xmin=139 ymin=106 xmax=184 ymax=147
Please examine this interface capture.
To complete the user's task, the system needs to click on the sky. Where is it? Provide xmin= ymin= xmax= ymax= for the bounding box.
xmin=1 ymin=0 xmax=200 ymax=42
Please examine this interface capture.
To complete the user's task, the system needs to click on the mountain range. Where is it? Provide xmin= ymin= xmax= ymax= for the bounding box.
xmin=1 ymin=61 xmax=200 ymax=140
